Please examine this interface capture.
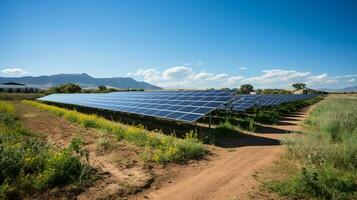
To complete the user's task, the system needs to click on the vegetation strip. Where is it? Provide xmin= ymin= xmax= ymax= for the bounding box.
xmin=0 ymin=101 xmax=90 ymax=199
xmin=23 ymin=100 xmax=206 ymax=163
xmin=270 ymin=95 xmax=357 ymax=200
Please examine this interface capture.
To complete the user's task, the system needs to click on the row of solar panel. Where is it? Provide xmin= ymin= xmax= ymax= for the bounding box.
xmin=38 ymin=91 xmax=318 ymax=123
xmin=49 ymin=93 xmax=232 ymax=102
xmin=77 ymin=100 xmax=206 ymax=122
xmin=231 ymin=94 xmax=317 ymax=111
xmin=38 ymin=90 xmax=234 ymax=123
xmin=108 ymin=90 xmax=233 ymax=96
xmin=42 ymin=96 xmax=228 ymax=108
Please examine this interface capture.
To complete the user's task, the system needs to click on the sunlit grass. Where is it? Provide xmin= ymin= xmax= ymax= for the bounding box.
xmin=272 ymin=95 xmax=357 ymax=200
xmin=23 ymin=100 xmax=206 ymax=163
xmin=0 ymin=101 xmax=90 ymax=199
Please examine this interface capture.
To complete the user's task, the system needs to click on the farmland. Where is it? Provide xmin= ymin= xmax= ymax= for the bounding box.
xmin=0 ymin=93 xmax=356 ymax=199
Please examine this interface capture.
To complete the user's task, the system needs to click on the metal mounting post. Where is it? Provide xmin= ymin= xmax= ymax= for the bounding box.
xmin=208 ymin=114 xmax=212 ymax=129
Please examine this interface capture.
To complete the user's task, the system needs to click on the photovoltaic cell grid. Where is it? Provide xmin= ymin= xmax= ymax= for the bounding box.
xmin=229 ymin=94 xmax=261 ymax=111
xmin=230 ymin=94 xmax=318 ymax=112
xmin=38 ymin=90 xmax=235 ymax=123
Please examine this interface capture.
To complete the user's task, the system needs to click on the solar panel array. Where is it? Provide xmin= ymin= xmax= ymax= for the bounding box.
xmin=38 ymin=90 xmax=235 ymax=123
xmin=38 ymin=90 xmax=319 ymax=123
xmin=230 ymin=94 xmax=318 ymax=112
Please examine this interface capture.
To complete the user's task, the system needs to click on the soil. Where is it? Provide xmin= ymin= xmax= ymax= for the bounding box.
xmin=15 ymin=102 xmax=153 ymax=200
xmin=14 ymin=101 xmax=311 ymax=200
xmin=131 ymin=107 xmax=311 ymax=200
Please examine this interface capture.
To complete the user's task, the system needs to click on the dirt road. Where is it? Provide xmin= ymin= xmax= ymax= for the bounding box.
xmin=136 ymin=108 xmax=310 ymax=200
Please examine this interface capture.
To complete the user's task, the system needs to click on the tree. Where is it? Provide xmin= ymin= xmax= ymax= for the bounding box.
xmin=240 ymin=84 xmax=254 ymax=94
xmin=52 ymin=83 xmax=82 ymax=93
xmin=292 ymin=83 xmax=306 ymax=90
xmin=98 ymin=85 xmax=107 ymax=91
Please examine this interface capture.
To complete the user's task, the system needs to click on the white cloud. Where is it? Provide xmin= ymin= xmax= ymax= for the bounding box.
xmin=335 ymin=74 xmax=357 ymax=78
xmin=131 ymin=68 xmax=161 ymax=82
xmin=346 ymin=78 xmax=355 ymax=83
xmin=238 ymin=67 xmax=247 ymax=70
xmin=162 ymin=66 xmax=192 ymax=80
xmin=1 ymin=68 xmax=28 ymax=75
xmin=191 ymin=72 xmax=213 ymax=80
xmin=242 ymin=69 xmax=310 ymax=86
xmin=228 ymin=76 xmax=243 ymax=83
xmin=129 ymin=66 xmax=345 ymax=89
xmin=207 ymin=74 xmax=229 ymax=81
xmin=305 ymin=73 xmax=337 ymax=85
xmin=130 ymin=66 xmax=244 ymax=89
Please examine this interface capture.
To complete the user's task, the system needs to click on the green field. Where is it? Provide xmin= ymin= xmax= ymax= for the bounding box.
xmin=270 ymin=94 xmax=357 ymax=200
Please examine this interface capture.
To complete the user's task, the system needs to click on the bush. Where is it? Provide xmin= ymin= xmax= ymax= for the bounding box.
xmin=50 ymin=83 xmax=82 ymax=93
xmin=0 ymin=102 xmax=90 ymax=199
xmin=271 ymin=166 xmax=357 ymax=200
xmin=23 ymin=100 xmax=206 ymax=164
xmin=96 ymin=138 xmax=114 ymax=151
xmin=254 ymin=109 xmax=280 ymax=124
xmin=215 ymin=120 xmax=241 ymax=138
xmin=236 ymin=117 xmax=256 ymax=132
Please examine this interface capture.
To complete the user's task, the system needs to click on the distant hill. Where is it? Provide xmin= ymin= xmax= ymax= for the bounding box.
xmin=320 ymin=86 xmax=357 ymax=93
xmin=0 ymin=73 xmax=162 ymax=90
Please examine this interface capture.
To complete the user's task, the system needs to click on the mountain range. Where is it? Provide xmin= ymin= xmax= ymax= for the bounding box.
xmin=0 ymin=73 xmax=162 ymax=90
xmin=320 ymin=86 xmax=357 ymax=93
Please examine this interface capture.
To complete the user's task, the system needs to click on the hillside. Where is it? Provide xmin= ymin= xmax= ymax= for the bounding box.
xmin=320 ymin=85 xmax=357 ymax=93
xmin=0 ymin=73 xmax=162 ymax=90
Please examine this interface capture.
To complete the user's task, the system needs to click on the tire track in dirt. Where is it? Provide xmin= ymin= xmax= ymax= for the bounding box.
xmin=134 ymin=107 xmax=311 ymax=200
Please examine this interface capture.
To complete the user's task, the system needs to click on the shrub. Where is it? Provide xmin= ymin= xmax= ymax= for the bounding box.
xmin=0 ymin=101 xmax=16 ymax=126
xmin=236 ymin=117 xmax=256 ymax=132
xmin=270 ymin=166 xmax=357 ymax=200
xmin=80 ymin=115 xmax=99 ymax=128
xmin=33 ymin=149 xmax=83 ymax=189
xmin=215 ymin=120 xmax=241 ymax=138
xmin=247 ymin=117 xmax=256 ymax=132
xmin=254 ymin=109 xmax=280 ymax=124
xmin=96 ymin=138 xmax=113 ymax=151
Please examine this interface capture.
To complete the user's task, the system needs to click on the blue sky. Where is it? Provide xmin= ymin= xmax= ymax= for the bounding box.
xmin=0 ymin=0 xmax=356 ymax=89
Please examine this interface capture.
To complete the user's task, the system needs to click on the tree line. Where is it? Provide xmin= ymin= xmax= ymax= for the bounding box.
xmin=237 ymin=83 xmax=306 ymax=94
xmin=45 ymin=83 xmax=144 ymax=94
xmin=44 ymin=82 xmax=307 ymax=94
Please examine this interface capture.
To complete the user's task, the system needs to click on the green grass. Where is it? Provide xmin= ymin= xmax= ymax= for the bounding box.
xmin=203 ymin=120 xmax=244 ymax=144
xmin=270 ymin=95 xmax=357 ymax=200
xmin=23 ymin=100 xmax=206 ymax=164
xmin=215 ymin=120 xmax=241 ymax=138
xmin=0 ymin=101 xmax=90 ymax=199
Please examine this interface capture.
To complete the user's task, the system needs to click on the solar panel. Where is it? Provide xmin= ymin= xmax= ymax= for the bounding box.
xmin=230 ymin=94 xmax=263 ymax=111
xmin=38 ymin=90 xmax=235 ymax=123
xmin=229 ymin=94 xmax=318 ymax=112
